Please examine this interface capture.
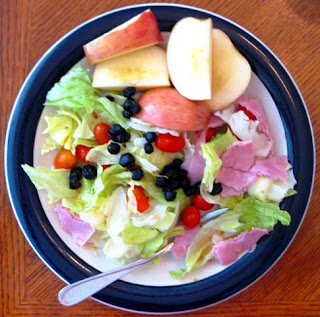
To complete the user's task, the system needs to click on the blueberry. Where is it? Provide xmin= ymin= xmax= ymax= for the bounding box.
xmin=144 ymin=132 xmax=157 ymax=143
xmin=107 ymin=142 xmax=121 ymax=154
xmin=156 ymin=177 xmax=167 ymax=188
xmin=144 ymin=142 xmax=154 ymax=154
xmin=173 ymin=159 xmax=183 ymax=167
xmin=164 ymin=190 xmax=177 ymax=201
xmin=165 ymin=179 xmax=180 ymax=191
xmin=114 ymin=131 xmax=130 ymax=143
xmin=82 ymin=164 xmax=97 ymax=180
xmin=183 ymin=185 xmax=198 ymax=197
xmin=160 ymin=165 xmax=178 ymax=179
xmin=180 ymin=177 xmax=190 ymax=189
xmin=209 ymin=182 xmax=222 ymax=195
xmin=123 ymin=98 xmax=133 ymax=111
xmin=69 ymin=177 xmax=81 ymax=189
xmin=106 ymin=95 xmax=114 ymax=101
xmin=108 ymin=124 xmax=125 ymax=137
xmin=130 ymin=100 xmax=141 ymax=114
xmin=119 ymin=153 xmax=135 ymax=168
xmin=131 ymin=167 xmax=144 ymax=181
xmin=122 ymin=109 xmax=133 ymax=118
xmin=70 ymin=167 xmax=82 ymax=181
xmin=123 ymin=87 xmax=136 ymax=98
xmin=195 ymin=181 xmax=202 ymax=192
xmin=178 ymin=168 xmax=188 ymax=180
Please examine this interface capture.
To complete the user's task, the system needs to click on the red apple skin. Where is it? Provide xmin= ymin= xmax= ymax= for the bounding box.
xmin=137 ymin=88 xmax=211 ymax=131
xmin=84 ymin=9 xmax=163 ymax=65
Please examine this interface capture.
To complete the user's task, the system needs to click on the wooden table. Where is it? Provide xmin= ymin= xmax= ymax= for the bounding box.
xmin=1 ymin=0 xmax=319 ymax=316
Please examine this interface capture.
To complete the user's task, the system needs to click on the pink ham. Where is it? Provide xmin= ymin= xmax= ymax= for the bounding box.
xmin=171 ymin=226 xmax=200 ymax=259
xmin=182 ymin=115 xmax=225 ymax=184
xmin=222 ymin=140 xmax=254 ymax=171
xmin=213 ymin=228 xmax=268 ymax=265
xmin=137 ymin=88 xmax=211 ymax=131
xmin=216 ymin=166 xmax=257 ymax=191
xmin=237 ymin=96 xmax=272 ymax=141
xmin=221 ymin=185 xmax=245 ymax=197
xmin=251 ymin=156 xmax=289 ymax=181
xmin=55 ymin=204 xmax=95 ymax=247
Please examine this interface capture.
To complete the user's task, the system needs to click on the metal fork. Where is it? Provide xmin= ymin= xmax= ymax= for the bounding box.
xmin=58 ymin=207 xmax=229 ymax=306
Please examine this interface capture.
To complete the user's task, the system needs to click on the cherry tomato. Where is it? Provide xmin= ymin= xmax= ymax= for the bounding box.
xmin=182 ymin=206 xmax=201 ymax=228
xmin=193 ymin=193 xmax=214 ymax=210
xmin=54 ymin=149 xmax=77 ymax=169
xmin=102 ymin=164 xmax=111 ymax=170
xmin=75 ymin=145 xmax=92 ymax=162
xmin=155 ymin=133 xmax=185 ymax=153
xmin=93 ymin=123 xmax=111 ymax=145
xmin=206 ymin=128 xmax=217 ymax=142
xmin=238 ymin=105 xmax=257 ymax=121
xmin=133 ymin=186 xmax=150 ymax=213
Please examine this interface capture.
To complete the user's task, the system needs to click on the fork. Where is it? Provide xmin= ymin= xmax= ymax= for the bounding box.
xmin=58 ymin=207 xmax=229 ymax=306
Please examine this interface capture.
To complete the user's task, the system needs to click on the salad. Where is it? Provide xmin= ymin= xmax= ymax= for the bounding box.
xmin=22 ymin=10 xmax=296 ymax=279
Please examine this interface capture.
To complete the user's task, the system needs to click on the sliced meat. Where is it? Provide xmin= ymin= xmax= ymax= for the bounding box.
xmin=213 ymin=228 xmax=268 ymax=265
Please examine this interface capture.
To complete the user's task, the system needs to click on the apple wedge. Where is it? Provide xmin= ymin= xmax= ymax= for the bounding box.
xmin=84 ymin=9 xmax=163 ymax=65
xmin=92 ymin=46 xmax=170 ymax=90
xmin=206 ymin=29 xmax=252 ymax=111
xmin=137 ymin=88 xmax=211 ymax=131
xmin=167 ymin=17 xmax=213 ymax=100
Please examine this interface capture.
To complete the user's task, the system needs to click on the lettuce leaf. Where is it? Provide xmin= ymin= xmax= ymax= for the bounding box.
xmin=120 ymin=221 xmax=159 ymax=244
xmin=44 ymin=65 xmax=103 ymax=113
xmin=22 ymin=164 xmax=78 ymax=204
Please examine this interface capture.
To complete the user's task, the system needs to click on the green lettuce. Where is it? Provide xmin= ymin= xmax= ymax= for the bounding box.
xmin=121 ymin=221 xmax=159 ymax=244
xmin=212 ymin=129 xmax=237 ymax=154
xmin=44 ymin=65 xmax=103 ymax=113
xmin=22 ymin=164 xmax=78 ymax=204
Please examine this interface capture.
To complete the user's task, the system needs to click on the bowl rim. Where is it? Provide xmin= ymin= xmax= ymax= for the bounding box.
xmin=4 ymin=3 xmax=315 ymax=315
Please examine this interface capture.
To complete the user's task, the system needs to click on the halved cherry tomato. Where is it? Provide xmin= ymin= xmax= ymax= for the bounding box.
xmin=155 ymin=133 xmax=185 ymax=153
xmin=54 ymin=149 xmax=77 ymax=169
xmin=93 ymin=123 xmax=111 ymax=144
xmin=182 ymin=206 xmax=201 ymax=228
xmin=193 ymin=193 xmax=214 ymax=210
xmin=75 ymin=145 xmax=92 ymax=162
xmin=206 ymin=128 xmax=217 ymax=142
xmin=238 ymin=105 xmax=257 ymax=121
xmin=132 ymin=186 xmax=149 ymax=213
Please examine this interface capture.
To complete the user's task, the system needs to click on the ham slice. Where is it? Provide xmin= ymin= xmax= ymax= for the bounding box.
xmin=171 ymin=226 xmax=200 ymax=259
xmin=213 ymin=228 xmax=268 ymax=265
xmin=221 ymin=185 xmax=245 ymax=197
xmin=237 ymin=96 xmax=272 ymax=141
xmin=216 ymin=166 xmax=257 ymax=191
xmin=222 ymin=140 xmax=254 ymax=171
xmin=251 ymin=156 xmax=289 ymax=181
xmin=55 ymin=204 xmax=95 ymax=246
xmin=182 ymin=115 xmax=225 ymax=184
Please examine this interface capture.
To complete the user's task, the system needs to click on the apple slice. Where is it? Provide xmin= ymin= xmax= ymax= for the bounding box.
xmin=83 ymin=9 xmax=163 ymax=65
xmin=137 ymin=88 xmax=211 ymax=131
xmin=92 ymin=46 xmax=170 ymax=90
xmin=167 ymin=17 xmax=213 ymax=100
xmin=206 ymin=29 xmax=252 ymax=111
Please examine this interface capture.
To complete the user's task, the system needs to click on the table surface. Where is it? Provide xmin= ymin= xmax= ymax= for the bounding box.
xmin=1 ymin=0 xmax=319 ymax=316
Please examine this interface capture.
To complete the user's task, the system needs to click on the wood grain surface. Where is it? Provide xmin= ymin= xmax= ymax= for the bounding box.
xmin=1 ymin=0 xmax=319 ymax=316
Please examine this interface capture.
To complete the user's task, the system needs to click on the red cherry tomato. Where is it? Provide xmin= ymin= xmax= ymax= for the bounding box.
xmin=132 ymin=186 xmax=150 ymax=213
xmin=205 ymin=128 xmax=217 ymax=142
xmin=93 ymin=123 xmax=111 ymax=145
xmin=102 ymin=164 xmax=111 ymax=170
xmin=75 ymin=145 xmax=92 ymax=162
xmin=193 ymin=193 xmax=214 ymax=210
xmin=182 ymin=206 xmax=201 ymax=228
xmin=155 ymin=133 xmax=185 ymax=153
xmin=54 ymin=149 xmax=77 ymax=169
xmin=238 ymin=105 xmax=257 ymax=121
